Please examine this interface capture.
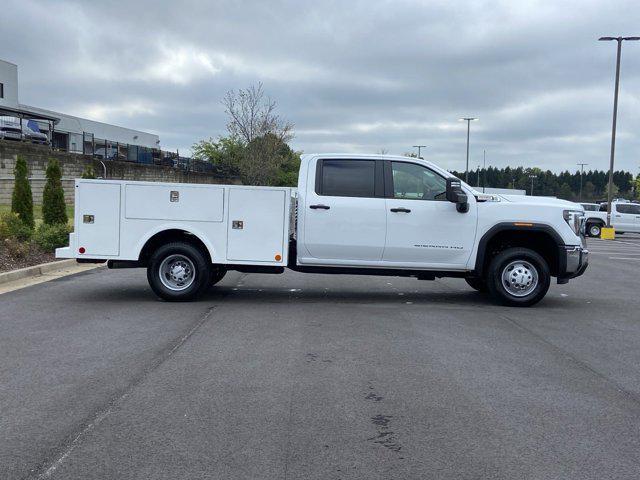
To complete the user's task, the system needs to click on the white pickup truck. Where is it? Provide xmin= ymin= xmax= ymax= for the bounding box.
xmin=56 ymin=154 xmax=589 ymax=306
xmin=583 ymin=201 xmax=640 ymax=237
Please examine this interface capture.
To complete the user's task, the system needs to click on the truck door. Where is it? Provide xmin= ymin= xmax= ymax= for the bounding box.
xmin=382 ymin=161 xmax=477 ymax=268
xmin=613 ymin=204 xmax=638 ymax=232
xmin=302 ymin=158 xmax=386 ymax=261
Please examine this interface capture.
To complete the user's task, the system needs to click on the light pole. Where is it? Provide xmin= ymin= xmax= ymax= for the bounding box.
xmin=577 ymin=163 xmax=588 ymax=201
xmin=413 ymin=145 xmax=427 ymax=159
xmin=482 ymin=149 xmax=487 ymax=192
xmin=459 ymin=118 xmax=477 ymax=182
xmin=599 ymin=36 xmax=639 ymax=227
xmin=529 ymin=174 xmax=537 ymax=196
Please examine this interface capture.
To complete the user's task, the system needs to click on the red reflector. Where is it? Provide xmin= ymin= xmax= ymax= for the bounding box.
xmin=79 ymin=247 xmax=86 ymax=254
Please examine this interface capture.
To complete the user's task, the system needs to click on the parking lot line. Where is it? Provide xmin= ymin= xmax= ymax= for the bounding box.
xmin=608 ymin=257 xmax=640 ymax=261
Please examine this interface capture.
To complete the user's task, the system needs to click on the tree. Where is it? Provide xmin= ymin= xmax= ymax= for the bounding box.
xmin=192 ymin=136 xmax=243 ymax=177
xmin=81 ymin=164 xmax=96 ymax=179
xmin=195 ymin=83 xmax=299 ymax=186
xmin=635 ymin=174 xmax=640 ymax=201
xmin=558 ymin=183 xmax=574 ymax=201
xmin=42 ymin=159 xmax=68 ymax=225
xmin=241 ymin=133 xmax=300 ymax=186
xmin=222 ymin=83 xmax=293 ymax=144
xmin=583 ymin=181 xmax=596 ymax=201
xmin=11 ymin=155 xmax=34 ymax=229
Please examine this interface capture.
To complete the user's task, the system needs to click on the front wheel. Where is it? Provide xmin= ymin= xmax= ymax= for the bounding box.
xmin=587 ymin=223 xmax=602 ymax=238
xmin=485 ymin=247 xmax=550 ymax=307
xmin=147 ymin=242 xmax=211 ymax=301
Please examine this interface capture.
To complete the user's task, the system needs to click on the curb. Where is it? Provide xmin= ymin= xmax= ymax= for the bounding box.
xmin=0 ymin=259 xmax=80 ymax=285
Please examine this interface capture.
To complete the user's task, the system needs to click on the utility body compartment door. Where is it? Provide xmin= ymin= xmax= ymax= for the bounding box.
xmin=77 ymin=182 xmax=121 ymax=256
xmin=226 ymin=188 xmax=287 ymax=262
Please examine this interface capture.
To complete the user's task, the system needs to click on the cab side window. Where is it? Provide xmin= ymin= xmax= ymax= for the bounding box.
xmin=617 ymin=204 xmax=640 ymax=215
xmin=316 ymin=159 xmax=378 ymax=197
xmin=390 ymin=162 xmax=447 ymax=201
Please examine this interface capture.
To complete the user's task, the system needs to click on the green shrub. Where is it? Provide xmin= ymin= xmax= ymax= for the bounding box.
xmin=0 ymin=211 xmax=33 ymax=241
xmin=81 ymin=164 xmax=96 ymax=179
xmin=11 ymin=155 xmax=35 ymax=229
xmin=3 ymin=237 xmax=30 ymax=259
xmin=34 ymin=222 xmax=71 ymax=251
xmin=42 ymin=159 xmax=68 ymax=225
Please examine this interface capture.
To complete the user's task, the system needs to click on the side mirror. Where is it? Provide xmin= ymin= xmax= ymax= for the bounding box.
xmin=446 ymin=178 xmax=469 ymax=213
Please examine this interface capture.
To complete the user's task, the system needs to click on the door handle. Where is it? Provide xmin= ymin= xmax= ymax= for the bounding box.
xmin=310 ymin=204 xmax=330 ymax=210
xmin=390 ymin=207 xmax=411 ymax=213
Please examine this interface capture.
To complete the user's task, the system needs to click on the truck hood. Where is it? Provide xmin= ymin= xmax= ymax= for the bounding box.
xmin=497 ymin=194 xmax=581 ymax=210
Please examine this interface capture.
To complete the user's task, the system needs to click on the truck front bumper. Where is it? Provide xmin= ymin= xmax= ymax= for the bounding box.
xmin=557 ymin=245 xmax=589 ymax=284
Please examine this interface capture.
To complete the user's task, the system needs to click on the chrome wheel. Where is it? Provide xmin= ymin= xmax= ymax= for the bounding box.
xmin=589 ymin=224 xmax=601 ymax=237
xmin=501 ymin=260 xmax=538 ymax=297
xmin=159 ymin=254 xmax=195 ymax=291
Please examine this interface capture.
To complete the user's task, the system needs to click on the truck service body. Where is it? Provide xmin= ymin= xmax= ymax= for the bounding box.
xmin=56 ymin=154 xmax=589 ymax=306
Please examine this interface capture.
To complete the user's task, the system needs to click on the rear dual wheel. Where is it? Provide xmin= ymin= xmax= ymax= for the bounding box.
xmin=147 ymin=242 xmax=225 ymax=301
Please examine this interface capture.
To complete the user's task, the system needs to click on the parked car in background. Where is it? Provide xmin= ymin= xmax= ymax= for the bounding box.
xmin=22 ymin=119 xmax=50 ymax=145
xmin=0 ymin=118 xmax=25 ymax=142
xmin=580 ymin=203 xmax=600 ymax=212
xmin=584 ymin=201 xmax=640 ymax=236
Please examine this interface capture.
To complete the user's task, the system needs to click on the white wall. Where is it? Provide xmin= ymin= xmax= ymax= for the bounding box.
xmin=0 ymin=60 xmax=19 ymax=107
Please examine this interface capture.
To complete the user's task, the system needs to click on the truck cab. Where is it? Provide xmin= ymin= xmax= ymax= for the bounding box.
xmin=57 ymin=154 xmax=589 ymax=307
xmin=584 ymin=201 xmax=640 ymax=236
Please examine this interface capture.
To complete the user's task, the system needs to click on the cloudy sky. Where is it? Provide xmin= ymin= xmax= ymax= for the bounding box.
xmin=2 ymin=0 xmax=639 ymax=173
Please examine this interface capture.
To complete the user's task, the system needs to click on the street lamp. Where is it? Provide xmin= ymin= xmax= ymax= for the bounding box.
xmin=599 ymin=36 xmax=640 ymax=227
xmin=413 ymin=145 xmax=427 ymax=159
xmin=529 ymin=174 xmax=537 ymax=196
xmin=459 ymin=117 xmax=478 ymax=182
xmin=482 ymin=149 xmax=487 ymax=192
xmin=577 ymin=163 xmax=588 ymax=201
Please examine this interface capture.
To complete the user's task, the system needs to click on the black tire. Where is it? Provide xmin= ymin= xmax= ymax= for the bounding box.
xmin=465 ymin=277 xmax=487 ymax=292
xmin=210 ymin=266 xmax=227 ymax=285
xmin=147 ymin=242 xmax=211 ymax=301
xmin=587 ymin=222 xmax=602 ymax=238
xmin=485 ymin=247 xmax=550 ymax=307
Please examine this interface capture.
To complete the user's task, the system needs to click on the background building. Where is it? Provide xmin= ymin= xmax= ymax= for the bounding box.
xmin=0 ymin=58 xmax=160 ymax=157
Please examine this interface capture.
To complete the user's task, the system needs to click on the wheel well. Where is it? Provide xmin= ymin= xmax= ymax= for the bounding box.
xmin=138 ymin=229 xmax=212 ymax=266
xmin=586 ymin=218 xmax=604 ymax=225
xmin=479 ymin=229 xmax=560 ymax=276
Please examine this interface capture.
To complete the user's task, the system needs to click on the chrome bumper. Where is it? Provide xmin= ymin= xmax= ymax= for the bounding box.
xmin=558 ymin=245 xmax=589 ymax=283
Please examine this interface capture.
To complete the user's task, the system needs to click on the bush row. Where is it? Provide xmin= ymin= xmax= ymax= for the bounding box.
xmin=0 ymin=212 xmax=71 ymax=251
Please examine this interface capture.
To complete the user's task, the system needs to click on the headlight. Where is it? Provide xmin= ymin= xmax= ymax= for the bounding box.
xmin=563 ymin=210 xmax=584 ymax=235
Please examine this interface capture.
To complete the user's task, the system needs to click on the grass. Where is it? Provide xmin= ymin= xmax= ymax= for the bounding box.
xmin=0 ymin=204 xmax=75 ymax=226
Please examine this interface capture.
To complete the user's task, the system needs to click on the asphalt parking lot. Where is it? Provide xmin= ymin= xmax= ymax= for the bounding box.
xmin=2 ymin=235 xmax=640 ymax=480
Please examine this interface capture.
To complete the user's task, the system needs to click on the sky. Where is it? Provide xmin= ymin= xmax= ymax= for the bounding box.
xmin=1 ymin=0 xmax=639 ymax=174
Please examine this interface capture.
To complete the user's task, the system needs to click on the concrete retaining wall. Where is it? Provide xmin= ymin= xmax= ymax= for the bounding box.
xmin=0 ymin=141 xmax=239 ymax=205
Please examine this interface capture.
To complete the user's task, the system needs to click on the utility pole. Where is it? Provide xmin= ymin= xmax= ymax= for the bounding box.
xmin=412 ymin=145 xmax=427 ymax=159
xmin=459 ymin=118 xmax=477 ymax=182
xmin=577 ymin=163 xmax=588 ymax=201
xmin=529 ymin=174 xmax=537 ymax=196
xmin=482 ymin=149 xmax=486 ymax=192
xmin=599 ymin=36 xmax=639 ymax=227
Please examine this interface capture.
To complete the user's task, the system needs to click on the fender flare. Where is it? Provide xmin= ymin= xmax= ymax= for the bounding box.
xmin=133 ymin=224 xmax=216 ymax=262
xmin=474 ymin=222 xmax=565 ymax=275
